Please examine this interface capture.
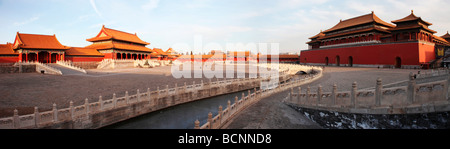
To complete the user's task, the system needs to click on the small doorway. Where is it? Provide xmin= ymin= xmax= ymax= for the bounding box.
xmin=395 ymin=57 xmax=402 ymax=68
xmin=335 ymin=56 xmax=340 ymax=66
xmin=325 ymin=57 xmax=329 ymax=66
xmin=348 ymin=56 xmax=353 ymax=67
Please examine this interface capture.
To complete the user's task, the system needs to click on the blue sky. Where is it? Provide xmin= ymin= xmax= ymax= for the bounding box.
xmin=0 ymin=0 xmax=449 ymax=54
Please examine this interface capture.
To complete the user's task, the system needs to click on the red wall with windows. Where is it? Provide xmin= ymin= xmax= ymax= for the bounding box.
xmin=300 ymin=42 xmax=435 ymax=66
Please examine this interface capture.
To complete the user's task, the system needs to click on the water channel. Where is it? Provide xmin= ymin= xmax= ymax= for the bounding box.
xmin=103 ymin=88 xmax=257 ymax=129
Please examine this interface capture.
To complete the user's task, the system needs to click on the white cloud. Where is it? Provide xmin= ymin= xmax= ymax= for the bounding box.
xmin=13 ymin=16 xmax=39 ymax=26
xmin=90 ymin=0 xmax=102 ymax=17
xmin=142 ymin=0 xmax=160 ymax=11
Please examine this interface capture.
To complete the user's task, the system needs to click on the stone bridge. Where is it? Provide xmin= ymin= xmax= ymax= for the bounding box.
xmin=195 ymin=64 xmax=324 ymax=129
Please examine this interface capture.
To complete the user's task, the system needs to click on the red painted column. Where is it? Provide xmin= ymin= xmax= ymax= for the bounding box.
xmin=48 ymin=53 xmax=51 ymax=63
xmin=36 ymin=53 xmax=39 ymax=63
xmin=19 ymin=53 xmax=23 ymax=62
xmin=26 ymin=53 xmax=28 ymax=62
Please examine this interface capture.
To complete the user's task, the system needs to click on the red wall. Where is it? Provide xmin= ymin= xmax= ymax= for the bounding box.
xmin=103 ymin=53 xmax=114 ymax=59
xmin=300 ymin=42 xmax=435 ymax=66
xmin=0 ymin=56 xmax=18 ymax=63
xmin=65 ymin=56 xmax=104 ymax=62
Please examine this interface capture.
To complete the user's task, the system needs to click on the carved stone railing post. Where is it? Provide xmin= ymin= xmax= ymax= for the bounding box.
xmin=137 ymin=89 xmax=141 ymax=102
xmin=218 ymin=106 xmax=223 ymax=124
xmin=69 ymin=101 xmax=74 ymax=120
xmin=147 ymin=88 xmax=151 ymax=102
xmin=332 ymin=84 xmax=337 ymax=105
xmin=201 ymin=80 xmax=204 ymax=88
xmin=174 ymin=83 xmax=178 ymax=94
xmin=34 ymin=107 xmax=40 ymax=128
xmin=84 ymin=98 xmax=90 ymax=115
xmin=112 ymin=93 xmax=117 ymax=108
xmin=290 ymin=88 xmax=294 ymax=102
xmin=317 ymin=85 xmax=323 ymax=105
xmin=194 ymin=119 xmax=200 ymax=129
xmin=351 ymin=82 xmax=357 ymax=108
xmin=156 ymin=86 xmax=160 ymax=98
xmin=407 ymin=72 xmax=416 ymax=104
xmin=52 ymin=103 xmax=58 ymax=123
xmin=166 ymin=85 xmax=169 ymax=97
xmin=306 ymin=86 xmax=311 ymax=104
xmin=375 ymin=78 xmax=382 ymax=106
xmin=99 ymin=96 xmax=103 ymax=111
xmin=298 ymin=87 xmax=302 ymax=105
xmin=13 ymin=109 xmax=19 ymax=129
xmin=125 ymin=91 xmax=129 ymax=104
xmin=207 ymin=112 xmax=212 ymax=129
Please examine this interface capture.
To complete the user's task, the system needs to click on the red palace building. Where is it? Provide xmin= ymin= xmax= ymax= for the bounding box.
xmin=85 ymin=25 xmax=153 ymax=60
xmin=300 ymin=11 xmax=450 ymax=68
xmin=12 ymin=32 xmax=70 ymax=63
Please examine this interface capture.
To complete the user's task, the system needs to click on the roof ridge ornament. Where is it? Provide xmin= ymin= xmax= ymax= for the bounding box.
xmin=371 ymin=11 xmax=374 ymax=14
xmin=411 ymin=10 xmax=414 ymax=14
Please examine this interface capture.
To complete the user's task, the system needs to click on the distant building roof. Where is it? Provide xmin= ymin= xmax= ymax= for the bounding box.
xmin=227 ymin=51 xmax=250 ymax=57
xmin=65 ymin=47 xmax=104 ymax=56
xmin=0 ymin=43 xmax=18 ymax=55
xmin=153 ymin=48 xmax=168 ymax=56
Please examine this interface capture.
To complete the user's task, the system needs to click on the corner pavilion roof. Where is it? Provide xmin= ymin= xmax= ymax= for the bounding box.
xmin=309 ymin=31 xmax=325 ymax=39
xmin=13 ymin=32 xmax=69 ymax=50
xmin=87 ymin=25 xmax=150 ymax=45
xmin=441 ymin=31 xmax=450 ymax=39
xmin=391 ymin=10 xmax=433 ymax=26
xmin=389 ymin=11 xmax=436 ymax=33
